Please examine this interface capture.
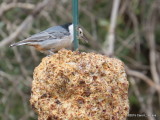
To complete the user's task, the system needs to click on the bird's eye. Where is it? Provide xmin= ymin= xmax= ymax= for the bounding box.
xmin=79 ymin=28 xmax=83 ymax=35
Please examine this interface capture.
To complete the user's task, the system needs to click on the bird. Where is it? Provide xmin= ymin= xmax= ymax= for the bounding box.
xmin=10 ymin=23 xmax=87 ymax=54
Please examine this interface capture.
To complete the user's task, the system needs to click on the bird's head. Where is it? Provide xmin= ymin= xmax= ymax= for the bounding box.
xmin=68 ymin=23 xmax=88 ymax=43
xmin=77 ymin=26 xmax=88 ymax=43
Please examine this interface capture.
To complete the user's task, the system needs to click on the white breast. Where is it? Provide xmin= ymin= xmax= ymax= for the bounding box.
xmin=68 ymin=24 xmax=74 ymax=42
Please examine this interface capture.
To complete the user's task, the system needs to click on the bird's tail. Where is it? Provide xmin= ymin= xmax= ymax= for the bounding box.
xmin=9 ymin=41 xmax=29 ymax=47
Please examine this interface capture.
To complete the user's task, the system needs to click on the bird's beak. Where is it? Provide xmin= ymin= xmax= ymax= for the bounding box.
xmin=81 ymin=35 xmax=88 ymax=43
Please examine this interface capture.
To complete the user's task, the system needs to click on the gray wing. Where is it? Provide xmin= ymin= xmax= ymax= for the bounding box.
xmin=23 ymin=26 xmax=70 ymax=42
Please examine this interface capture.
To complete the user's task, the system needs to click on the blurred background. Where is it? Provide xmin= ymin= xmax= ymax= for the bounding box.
xmin=0 ymin=0 xmax=160 ymax=120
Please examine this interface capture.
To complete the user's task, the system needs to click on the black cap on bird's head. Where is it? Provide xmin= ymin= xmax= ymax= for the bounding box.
xmin=61 ymin=23 xmax=72 ymax=32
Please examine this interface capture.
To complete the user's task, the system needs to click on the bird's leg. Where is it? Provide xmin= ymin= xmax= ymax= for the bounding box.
xmin=49 ymin=50 xmax=54 ymax=55
xmin=47 ymin=49 xmax=55 ymax=57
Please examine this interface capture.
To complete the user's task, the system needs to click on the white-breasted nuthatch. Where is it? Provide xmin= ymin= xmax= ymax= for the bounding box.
xmin=10 ymin=23 xmax=87 ymax=54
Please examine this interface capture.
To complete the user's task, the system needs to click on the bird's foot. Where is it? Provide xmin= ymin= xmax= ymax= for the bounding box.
xmin=47 ymin=50 xmax=55 ymax=57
